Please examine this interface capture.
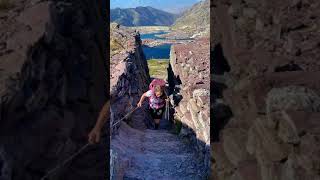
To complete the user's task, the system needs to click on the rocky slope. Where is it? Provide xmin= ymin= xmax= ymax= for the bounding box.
xmin=211 ymin=0 xmax=320 ymax=179
xmin=0 ymin=0 xmax=107 ymax=179
xmin=111 ymin=6 xmax=178 ymax=26
xmin=168 ymin=38 xmax=211 ymax=178
xmin=171 ymin=0 xmax=210 ymax=38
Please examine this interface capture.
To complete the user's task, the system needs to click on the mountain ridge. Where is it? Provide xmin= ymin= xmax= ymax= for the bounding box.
xmin=110 ymin=6 xmax=178 ymax=26
xmin=171 ymin=0 xmax=209 ymax=37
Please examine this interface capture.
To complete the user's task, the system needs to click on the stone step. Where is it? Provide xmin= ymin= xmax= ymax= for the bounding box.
xmin=142 ymin=140 xmax=192 ymax=154
xmin=144 ymin=132 xmax=178 ymax=141
xmin=144 ymin=129 xmax=176 ymax=136
xmin=113 ymin=112 xmax=207 ymax=180
xmin=124 ymin=152 xmax=205 ymax=180
xmin=124 ymin=173 xmax=204 ymax=180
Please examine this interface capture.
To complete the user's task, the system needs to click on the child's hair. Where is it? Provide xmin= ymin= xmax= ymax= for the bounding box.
xmin=154 ymin=85 xmax=163 ymax=94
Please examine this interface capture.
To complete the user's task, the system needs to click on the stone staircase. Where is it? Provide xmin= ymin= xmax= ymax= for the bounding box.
xmin=112 ymin=118 xmax=206 ymax=180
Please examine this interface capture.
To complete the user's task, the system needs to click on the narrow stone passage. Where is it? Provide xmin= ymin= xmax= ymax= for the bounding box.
xmin=110 ymin=21 xmax=209 ymax=180
xmin=111 ymin=59 xmax=208 ymax=179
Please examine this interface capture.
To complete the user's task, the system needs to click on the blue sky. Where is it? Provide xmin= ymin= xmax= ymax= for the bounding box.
xmin=110 ymin=0 xmax=202 ymax=14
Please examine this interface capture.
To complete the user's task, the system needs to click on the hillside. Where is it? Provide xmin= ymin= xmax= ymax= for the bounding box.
xmin=110 ymin=6 xmax=178 ymax=26
xmin=171 ymin=0 xmax=209 ymax=37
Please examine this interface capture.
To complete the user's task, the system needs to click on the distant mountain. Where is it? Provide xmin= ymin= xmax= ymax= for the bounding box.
xmin=171 ymin=0 xmax=210 ymax=37
xmin=110 ymin=6 xmax=178 ymax=26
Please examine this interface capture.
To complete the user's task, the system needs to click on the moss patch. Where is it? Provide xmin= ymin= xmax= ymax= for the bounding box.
xmin=147 ymin=59 xmax=168 ymax=79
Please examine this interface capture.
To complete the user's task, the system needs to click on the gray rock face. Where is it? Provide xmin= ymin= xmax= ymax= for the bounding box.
xmin=211 ymin=0 xmax=320 ymax=179
xmin=0 ymin=0 xmax=107 ymax=179
xmin=169 ymin=38 xmax=210 ymax=178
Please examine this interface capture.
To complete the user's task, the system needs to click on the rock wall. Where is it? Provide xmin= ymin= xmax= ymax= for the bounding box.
xmin=0 ymin=0 xmax=107 ymax=179
xmin=211 ymin=0 xmax=320 ymax=179
xmin=109 ymin=24 xmax=150 ymax=131
xmin=109 ymin=24 xmax=151 ymax=179
xmin=169 ymin=38 xmax=211 ymax=177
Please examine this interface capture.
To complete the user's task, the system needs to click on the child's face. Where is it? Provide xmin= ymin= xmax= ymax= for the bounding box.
xmin=155 ymin=91 xmax=162 ymax=97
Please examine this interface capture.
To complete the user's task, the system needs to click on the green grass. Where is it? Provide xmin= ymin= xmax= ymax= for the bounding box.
xmin=147 ymin=59 xmax=168 ymax=79
xmin=0 ymin=0 xmax=13 ymax=11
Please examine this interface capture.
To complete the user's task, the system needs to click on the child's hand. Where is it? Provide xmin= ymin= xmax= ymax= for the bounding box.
xmin=137 ymin=101 xmax=142 ymax=107
xmin=88 ymin=127 xmax=101 ymax=144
